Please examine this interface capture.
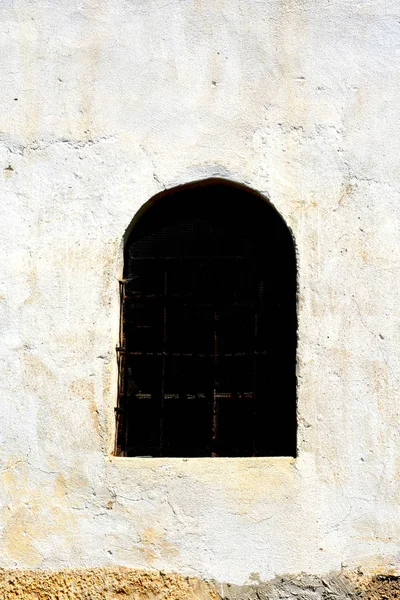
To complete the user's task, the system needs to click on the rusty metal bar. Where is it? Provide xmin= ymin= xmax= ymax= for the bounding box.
xmin=211 ymin=310 xmax=219 ymax=457
xmin=124 ymin=255 xmax=247 ymax=261
xmin=116 ymin=279 xmax=129 ymax=456
xmin=252 ymin=311 xmax=258 ymax=457
xmin=115 ymin=349 xmax=267 ymax=358
xmin=160 ymin=268 xmax=168 ymax=456
xmin=126 ymin=392 xmax=254 ymax=401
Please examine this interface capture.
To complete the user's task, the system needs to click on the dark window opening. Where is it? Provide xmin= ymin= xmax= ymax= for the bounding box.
xmin=115 ymin=181 xmax=297 ymax=457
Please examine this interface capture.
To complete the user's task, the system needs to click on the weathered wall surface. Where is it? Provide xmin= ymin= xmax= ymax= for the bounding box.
xmin=0 ymin=568 xmax=399 ymax=600
xmin=1 ymin=0 xmax=400 ymax=588
xmin=0 ymin=567 xmax=220 ymax=600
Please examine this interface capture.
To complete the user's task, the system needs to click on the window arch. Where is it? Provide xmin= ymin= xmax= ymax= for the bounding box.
xmin=115 ymin=180 xmax=297 ymax=457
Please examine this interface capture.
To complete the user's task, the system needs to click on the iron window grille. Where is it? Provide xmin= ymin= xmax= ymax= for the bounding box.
xmin=115 ymin=181 xmax=297 ymax=457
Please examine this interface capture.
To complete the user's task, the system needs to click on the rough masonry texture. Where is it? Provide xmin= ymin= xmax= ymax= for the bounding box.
xmin=0 ymin=568 xmax=399 ymax=600
xmin=1 ymin=0 xmax=400 ymax=596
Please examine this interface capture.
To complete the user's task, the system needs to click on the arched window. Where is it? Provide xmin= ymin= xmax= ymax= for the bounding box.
xmin=115 ymin=181 xmax=297 ymax=457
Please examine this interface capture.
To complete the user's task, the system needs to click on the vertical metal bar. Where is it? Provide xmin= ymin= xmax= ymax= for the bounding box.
xmin=252 ymin=310 xmax=258 ymax=457
xmin=211 ymin=309 xmax=219 ymax=457
xmin=115 ymin=283 xmax=122 ymax=456
xmin=119 ymin=279 xmax=129 ymax=456
xmin=160 ymin=267 xmax=167 ymax=457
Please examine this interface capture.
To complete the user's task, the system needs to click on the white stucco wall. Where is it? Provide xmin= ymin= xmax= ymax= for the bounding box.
xmin=1 ymin=0 xmax=400 ymax=586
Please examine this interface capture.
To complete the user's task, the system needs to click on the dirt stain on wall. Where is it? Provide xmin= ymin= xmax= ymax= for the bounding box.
xmin=70 ymin=378 xmax=99 ymax=435
xmin=140 ymin=528 xmax=179 ymax=563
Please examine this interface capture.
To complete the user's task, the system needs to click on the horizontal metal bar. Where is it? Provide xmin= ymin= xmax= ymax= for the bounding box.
xmin=122 ymin=392 xmax=255 ymax=401
xmin=124 ymin=297 xmax=260 ymax=306
xmin=116 ymin=348 xmax=267 ymax=358
xmin=126 ymin=255 xmax=250 ymax=261
xmin=124 ymin=291 xmax=259 ymax=299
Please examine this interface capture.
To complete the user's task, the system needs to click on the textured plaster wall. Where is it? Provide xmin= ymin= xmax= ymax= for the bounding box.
xmin=1 ymin=0 xmax=400 ymax=587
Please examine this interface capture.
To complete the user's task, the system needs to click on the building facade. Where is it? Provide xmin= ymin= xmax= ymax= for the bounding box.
xmin=1 ymin=0 xmax=400 ymax=597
